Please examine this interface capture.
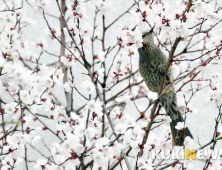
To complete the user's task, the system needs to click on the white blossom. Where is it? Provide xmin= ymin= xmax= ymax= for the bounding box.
xmin=184 ymin=136 xmax=194 ymax=146
xmin=64 ymin=82 xmax=71 ymax=92
xmin=81 ymin=81 xmax=95 ymax=94
xmin=175 ymin=122 xmax=187 ymax=130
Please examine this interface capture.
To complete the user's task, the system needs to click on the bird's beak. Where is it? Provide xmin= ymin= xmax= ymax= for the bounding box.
xmin=149 ymin=25 xmax=155 ymax=34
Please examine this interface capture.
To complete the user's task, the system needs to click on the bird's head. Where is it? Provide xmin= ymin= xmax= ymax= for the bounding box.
xmin=142 ymin=26 xmax=155 ymax=45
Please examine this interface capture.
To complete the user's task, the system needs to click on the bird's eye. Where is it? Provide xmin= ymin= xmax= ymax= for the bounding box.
xmin=142 ymin=33 xmax=148 ymax=38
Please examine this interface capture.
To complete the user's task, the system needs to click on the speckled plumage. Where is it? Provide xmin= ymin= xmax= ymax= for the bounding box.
xmin=138 ymin=43 xmax=171 ymax=93
xmin=138 ymin=30 xmax=193 ymax=146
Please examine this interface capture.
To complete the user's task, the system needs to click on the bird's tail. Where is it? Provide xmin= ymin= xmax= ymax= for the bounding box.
xmin=169 ymin=110 xmax=193 ymax=146
xmin=159 ymin=90 xmax=193 ymax=146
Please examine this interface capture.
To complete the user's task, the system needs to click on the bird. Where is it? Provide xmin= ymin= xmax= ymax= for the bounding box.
xmin=138 ymin=27 xmax=193 ymax=146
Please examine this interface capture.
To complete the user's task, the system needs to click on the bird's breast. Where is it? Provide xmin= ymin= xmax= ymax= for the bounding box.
xmin=138 ymin=47 xmax=163 ymax=92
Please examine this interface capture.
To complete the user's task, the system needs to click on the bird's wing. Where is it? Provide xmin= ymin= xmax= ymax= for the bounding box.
xmin=166 ymin=69 xmax=175 ymax=91
xmin=154 ymin=47 xmax=174 ymax=90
